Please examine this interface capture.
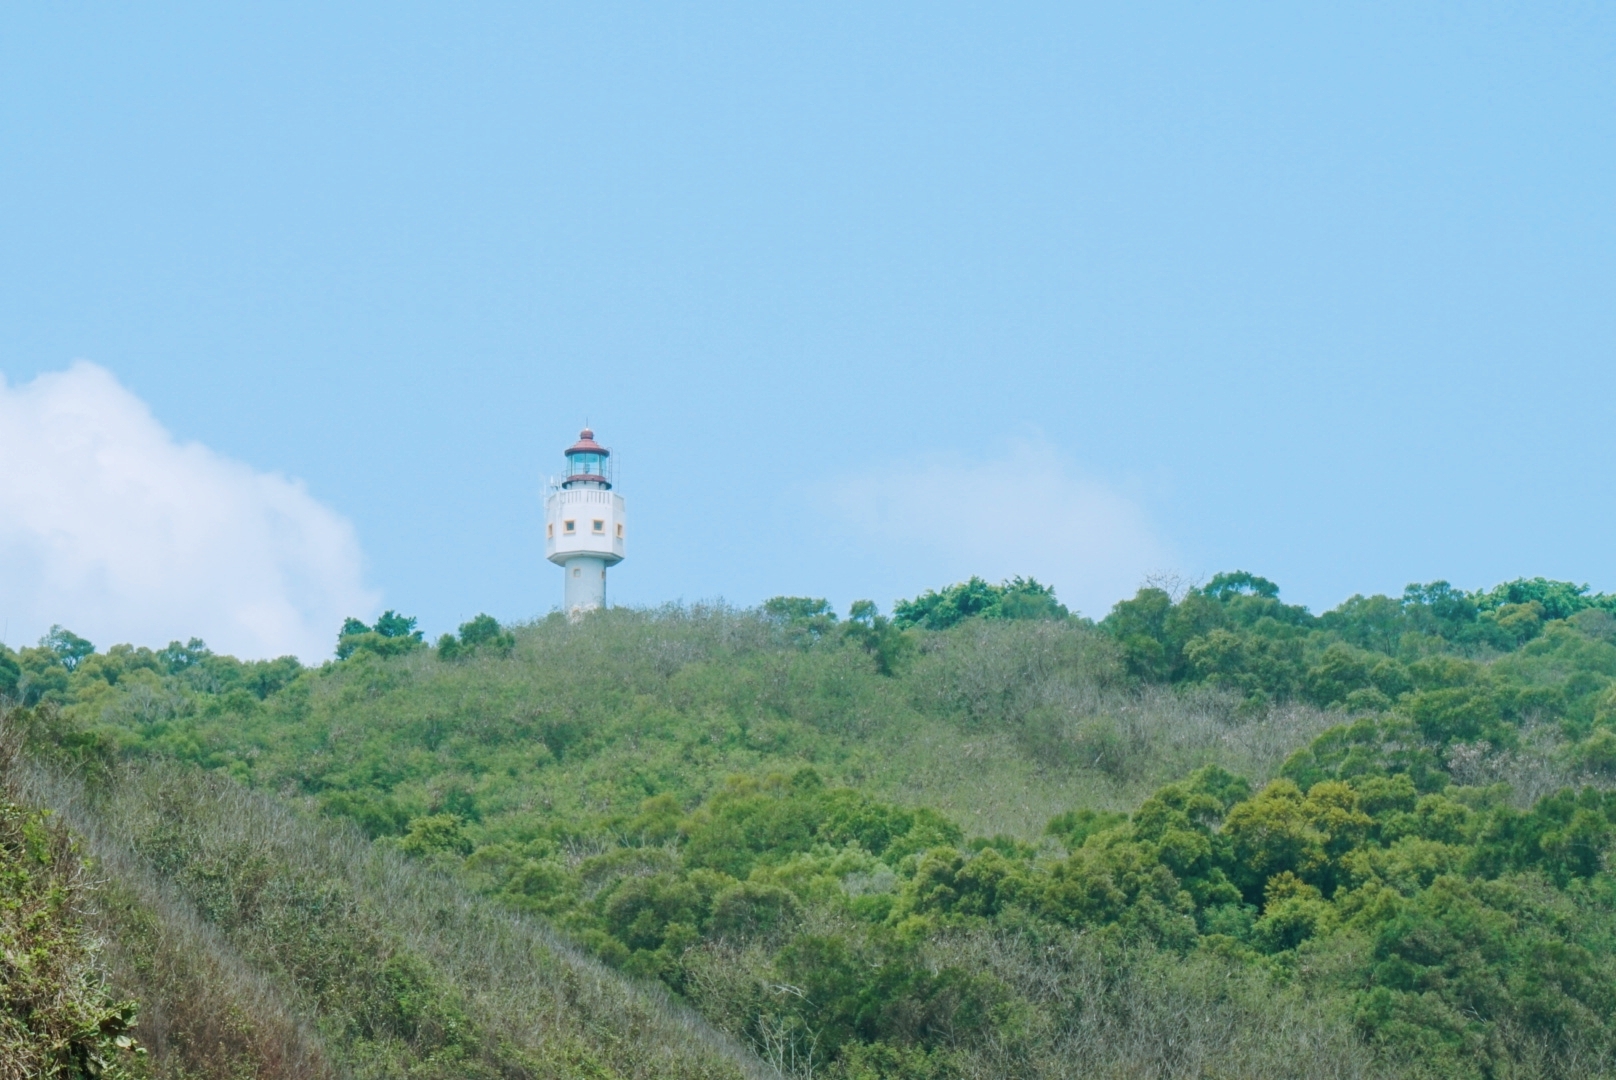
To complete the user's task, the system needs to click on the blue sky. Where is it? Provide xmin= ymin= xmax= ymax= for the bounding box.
xmin=1 ymin=4 xmax=1613 ymax=657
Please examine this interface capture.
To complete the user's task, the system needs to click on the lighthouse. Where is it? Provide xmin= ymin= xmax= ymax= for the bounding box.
xmin=544 ymin=428 xmax=625 ymax=617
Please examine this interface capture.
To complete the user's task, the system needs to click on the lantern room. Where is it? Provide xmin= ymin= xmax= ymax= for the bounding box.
xmin=562 ymin=428 xmax=612 ymax=488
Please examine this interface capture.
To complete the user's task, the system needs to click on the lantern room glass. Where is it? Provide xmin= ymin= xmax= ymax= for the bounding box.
xmin=568 ymin=452 xmax=603 ymax=477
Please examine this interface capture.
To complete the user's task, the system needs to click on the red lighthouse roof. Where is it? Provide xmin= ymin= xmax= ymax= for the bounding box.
xmin=565 ymin=428 xmax=609 ymax=457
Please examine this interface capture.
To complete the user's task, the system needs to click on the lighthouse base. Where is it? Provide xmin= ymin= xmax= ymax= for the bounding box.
xmin=562 ymin=556 xmax=607 ymax=619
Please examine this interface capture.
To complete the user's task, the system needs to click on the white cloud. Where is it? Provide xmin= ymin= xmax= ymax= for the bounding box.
xmin=0 ymin=362 xmax=378 ymax=661
xmin=822 ymin=440 xmax=1173 ymax=619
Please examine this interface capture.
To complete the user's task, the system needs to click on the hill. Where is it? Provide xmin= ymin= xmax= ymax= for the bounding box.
xmin=5 ymin=571 xmax=1616 ymax=1078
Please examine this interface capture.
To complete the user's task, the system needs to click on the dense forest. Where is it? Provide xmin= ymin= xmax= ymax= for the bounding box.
xmin=4 ymin=571 xmax=1616 ymax=1078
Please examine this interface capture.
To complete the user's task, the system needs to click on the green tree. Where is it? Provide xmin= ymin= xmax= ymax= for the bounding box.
xmin=892 ymin=576 xmax=1067 ymax=630
xmin=1203 ymin=571 xmax=1280 ymax=602
xmin=763 ymin=596 xmax=837 ymax=622
xmin=0 ymin=646 xmax=19 ymax=700
xmin=1102 ymin=586 xmax=1176 ymax=680
xmin=399 ymin=813 xmax=473 ymax=857
xmin=43 ymin=626 xmax=95 ymax=671
xmin=157 ymin=637 xmax=212 ymax=673
xmin=1478 ymin=577 xmax=1613 ymax=621
xmin=437 ymin=613 xmax=515 ymax=660
xmin=763 ymin=596 xmax=839 ymax=643
xmin=844 ymin=601 xmax=913 ymax=676
xmin=337 ymin=611 xmax=425 ymax=660
xmin=1182 ymin=624 xmax=1305 ymax=703
xmin=1304 ymin=642 xmax=1377 ymax=707
xmin=374 ymin=610 xmax=423 ymax=639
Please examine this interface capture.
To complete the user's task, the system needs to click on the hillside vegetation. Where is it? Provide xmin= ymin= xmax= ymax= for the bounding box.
xmin=0 ymin=725 xmax=142 ymax=1080
xmin=3 ymin=751 xmax=764 ymax=1080
xmin=5 ymin=571 xmax=1616 ymax=1078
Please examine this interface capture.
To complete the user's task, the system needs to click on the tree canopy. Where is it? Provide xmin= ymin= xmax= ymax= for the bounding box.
xmin=892 ymin=575 xmax=1068 ymax=630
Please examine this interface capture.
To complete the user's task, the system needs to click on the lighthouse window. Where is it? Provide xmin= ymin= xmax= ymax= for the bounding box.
xmin=546 ymin=523 xmax=554 ymax=538
xmin=592 ymin=519 xmax=605 ymax=534
xmin=616 ymin=523 xmax=624 ymax=538
xmin=563 ymin=519 xmax=576 ymax=534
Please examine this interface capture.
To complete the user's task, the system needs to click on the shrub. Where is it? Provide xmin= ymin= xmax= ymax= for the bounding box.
xmin=0 ymin=722 xmax=142 ymax=1079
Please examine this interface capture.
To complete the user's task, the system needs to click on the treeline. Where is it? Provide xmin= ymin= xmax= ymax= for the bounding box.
xmin=1104 ymin=572 xmax=1615 ymax=708
xmin=7 ymin=571 xmax=1616 ymax=1077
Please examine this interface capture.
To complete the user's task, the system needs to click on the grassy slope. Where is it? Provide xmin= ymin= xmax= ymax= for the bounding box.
xmin=6 ymin=727 xmax=767 ymax=1080
xmin=0 ymin=730 xmax=142 ymax=1080
xmin=102 ymin=610 xmax=1333 ymax=844
xmin=13 ymin=749 xmax=1390 ymax=1080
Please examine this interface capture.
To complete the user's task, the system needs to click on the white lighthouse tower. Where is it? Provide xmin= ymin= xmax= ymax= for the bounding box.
xmin=544 ymin=428 xmax=625 ymax=618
